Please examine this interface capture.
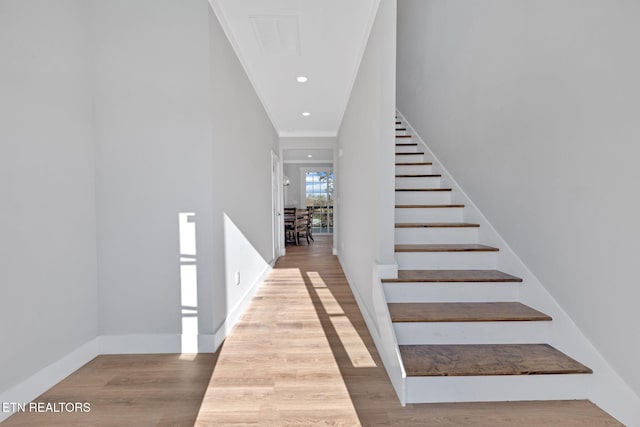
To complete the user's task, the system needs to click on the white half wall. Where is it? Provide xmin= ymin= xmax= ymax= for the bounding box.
xmin=337 ymin=0 xmax=397 ymax=322
xmin=0 ymin=0 xmax=98 ymax=395
xmin=397 ymin=0 xmax=640 ymax=398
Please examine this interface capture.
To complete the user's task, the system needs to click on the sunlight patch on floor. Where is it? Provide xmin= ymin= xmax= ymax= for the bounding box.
xmin=315 ymin=288 xmax=344 ymax=315
xmin=329 ymin=315 xmax=377 ymax=367
xmin=306 ymin=271 xmax=327 ymax=288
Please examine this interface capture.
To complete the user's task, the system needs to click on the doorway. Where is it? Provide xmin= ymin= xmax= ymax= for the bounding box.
xmin=302 ymin=168 xmax=333 ymax=234
xmin=271 ymin=151 xmax=283 ymax=260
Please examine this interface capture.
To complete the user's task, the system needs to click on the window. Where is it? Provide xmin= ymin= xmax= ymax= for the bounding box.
xmin=304 ymin=170 xmax=333 ymax=234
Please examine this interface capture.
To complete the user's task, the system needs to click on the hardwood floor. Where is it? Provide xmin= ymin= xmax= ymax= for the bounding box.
xmin=3 ymin=236 xmax=621 ymax=426
xmin=2 ymin=354 xmax=218 ymax=426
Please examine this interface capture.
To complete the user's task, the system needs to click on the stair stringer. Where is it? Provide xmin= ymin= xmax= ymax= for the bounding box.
xmin=395 ymin=109 xmax=640 ymax=426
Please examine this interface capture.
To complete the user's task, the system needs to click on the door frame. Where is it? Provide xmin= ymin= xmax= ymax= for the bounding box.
xmin=271 ymin=150 xmax=284 ymax=260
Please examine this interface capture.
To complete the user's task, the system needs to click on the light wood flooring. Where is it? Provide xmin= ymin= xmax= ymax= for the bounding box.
xmin=3 ymin=236 xmax=621 ymax=426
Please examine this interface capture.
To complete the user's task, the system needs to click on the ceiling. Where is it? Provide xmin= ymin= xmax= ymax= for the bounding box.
xmin=283 ymin=148 xmax=333 ymax=163
xmin=210 ymin=0 xmax=380 ymax=137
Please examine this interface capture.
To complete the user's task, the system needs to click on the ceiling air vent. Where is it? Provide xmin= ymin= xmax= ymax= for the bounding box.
xmin=249 ymin=15 xmax=301 ymax=56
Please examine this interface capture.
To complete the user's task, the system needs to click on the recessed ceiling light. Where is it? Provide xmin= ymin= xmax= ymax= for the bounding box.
xmin=302 ymin=112 xmax=311 ymax=116
xmin=307 ymin=154 xmax=313 ymax=158
xmin=296 ymin=76 xmax=308 ymax=83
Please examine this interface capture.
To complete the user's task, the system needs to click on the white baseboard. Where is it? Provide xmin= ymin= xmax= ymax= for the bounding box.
xmin=0 ymin=338 xmax=100 ymax=422
xmin=336 ymin=255 xmax=378 ymax=340
xmin=213 ymin=264 xmax=272 ymax=349
xmin=0 ymin=263 xmax=274 ymax=423
xmin=97 ymin=333 xmax=217 ymax=355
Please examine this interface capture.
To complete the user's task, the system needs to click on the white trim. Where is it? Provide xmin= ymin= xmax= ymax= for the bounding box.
xmin=375 ymin=262 xmax=398 ymax=280
xmin=372 ymin=263 xmax=406 ymax=406
xmin=337 ymin=256 xmax=377 ymax=340
xmin=213 ymin=263 xmax=273 ymax=349
xmin=279 ymin=131 xmax=338 ymax=138
xmin=283 ymin=160 xmax=333 ymax=164
xmin=0 ymin=338 xmax=100 ymax=422
xmin=271 ymin=150 xmax=284 ymax=263
xmin=197 ymin=334 xmax=217 ymax=353
xmin=335 ymin=257 xmax=405 ymax=406
xmin=279 ymin=138 xmax=337 ymax=150
xmin=100 ymin=334 xmax=181 ymax=354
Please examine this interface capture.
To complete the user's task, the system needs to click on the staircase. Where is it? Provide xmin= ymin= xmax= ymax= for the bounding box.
xmin=385 ymin=116 xmax=598 ymax=405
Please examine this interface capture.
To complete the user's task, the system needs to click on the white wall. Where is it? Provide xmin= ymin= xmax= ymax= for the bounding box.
xmin=397 ymin=0 xmax=640 ymax=396
xmin=208 ymin=5 xmax=279 ymax=337
xmin=92 ymin=0 xmax=215 ymax=342
xmin=337 ymin=0 xmax=396 ymax=321
xmin=0 ymin=0 xmax=278 ymax=405
xmin=93 ymin=0 xmax=278 ymax=347
xmin=0 ymin=0 xmax=98 ymax=392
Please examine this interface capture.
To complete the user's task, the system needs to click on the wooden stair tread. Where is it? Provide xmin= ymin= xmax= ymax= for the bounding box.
xmin=400 ymin=344 xmax=592 ymax=376
xmin=382 ymin=269 xmax=523 ymax=283
xmin=396 ymin=174 xmax=441 ymax=177
xmin=395 ymin=244 xmax=499 ymax=252
xmin=396 ymin=135 xmax=412 ymax=138
xmin=388 ymin=302 xmax=551 ymax=323
xmin=396 ymin=204 xmax=464 ymax=208
xmin=395 ymin=188 xmax=452 ymax=192
xmin=395 ymin=222 xmax=478 ymax=228
xmin=396 ymin=162 xmax=432 ymax=166
xmin=396 ymin=143 xmax=418 ymax=146
xmin=396 ymin=152 xmax=425 ymax=155
xmin=389 ymin=400 xmax=622 ymax=425
xmin=396 ymin=127 xmax=407 ymax=131
xmin=395 ymin=121 xmax=401 ymax=124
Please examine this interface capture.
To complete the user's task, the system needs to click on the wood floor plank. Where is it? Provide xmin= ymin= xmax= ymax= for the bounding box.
xmin=382 ymin=269 xmax=523 ymax=283
xmin=395 ymin=222 xmax=478 ymax=228
xmin=400 ymin=344 xmax=593 ymax=376
xmin=390 ymin=400 xmax=622 ymax=426
xmin=2 ymin=237 xmax=619 ymax=426
xmin=388 ymin=302 xmax=552 ymax=322
xmin=395 ymin=244 xmax=499 ymax=252
xmin=395 ymin=204 xmax=465 ymax=208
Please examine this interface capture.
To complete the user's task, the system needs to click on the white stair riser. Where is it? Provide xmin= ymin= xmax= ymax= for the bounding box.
xmin=405 ymin=375 xmax=592 ymax=404
xmin=394 ymin=227 xmax=479 ymax=244
xmin=395 ymin=191 xmax=451 ymax=205
xmin=396 ymin=251 xmax=497 ymax=269
xmin=395 ymin=207 xmax=463 ymax=223
xmin=396 ymin=154 xmax=426 ymax=163
xmin=395 ymin=177 xmax=441 ymax=189
xmin=395 ymin=164 xmax=433 ymax=174
xmin=396 ymin=145 xmax=419 ymax=153
xmin=394 ymin=321 xmax=552 ymax=345
xmin=396 ymin=136 xmax=412 ymax=143
xmin=395 ymin=129 xmax=408 ymax=136
xmin=383 ymin=282 xmax=520 ymax=303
